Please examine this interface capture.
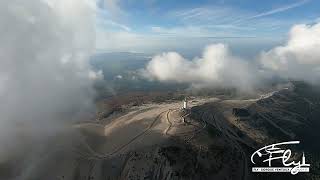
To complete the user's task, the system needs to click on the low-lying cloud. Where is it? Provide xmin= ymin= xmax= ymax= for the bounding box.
xmin=144 ymin=22 xmax=320 ymax=90
xmin=144 ymin=44 xmax=259 ymax=91
xmin=260 ymin=23 xmax=320 ymax=84
xmin=0 ymin=0 xmax=101 ymax=178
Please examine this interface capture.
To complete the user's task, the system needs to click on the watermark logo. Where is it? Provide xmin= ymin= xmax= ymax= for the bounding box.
xmin=251 ymin=141 xmax=310 ymax=175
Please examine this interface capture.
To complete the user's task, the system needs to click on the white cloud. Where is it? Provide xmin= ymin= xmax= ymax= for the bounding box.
xmin=96 ymin=29 xmax=205 ymax=53
xmin=165 ymin=2 xmax=312 ymax=39
xmin=144 ymin=22 xmax=320 ymax=90
xmin=0 ymin=0 xmax=101 ymax=177
xmin=144 ymin=44 xmax=258 ymax=91
xmin=260 ymin=23 xmax=320 ymax=83
xmin=97 ymin=18 xmax=131 ymax=31
xmin=249 ymin=0 xmax=309 ymax=19
xmin=171 ymin=6 xmax=248 ymax=24
xmin=150 ymin=26 xmax=213 ymax=37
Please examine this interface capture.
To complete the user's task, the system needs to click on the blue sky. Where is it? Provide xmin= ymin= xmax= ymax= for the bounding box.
xmin=96 ymin=0 xmax=320 ymax=54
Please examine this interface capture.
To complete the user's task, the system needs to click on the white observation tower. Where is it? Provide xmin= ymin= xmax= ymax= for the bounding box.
xmin=181 ymin=97 xmax=188 ymax=123
xmin=183 ymin=97 xmax=188 ymax=109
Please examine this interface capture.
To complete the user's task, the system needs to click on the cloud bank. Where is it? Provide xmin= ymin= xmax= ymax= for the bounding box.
xmin=260 ymin=23 xmax=320 ymax=84
xmin=144 ymin=44 xmax=259 ymax=91
xmin=0 ymin=0 xmax=101 ymax=178
xmin=144 ymin=22 xmax=320 ymax=90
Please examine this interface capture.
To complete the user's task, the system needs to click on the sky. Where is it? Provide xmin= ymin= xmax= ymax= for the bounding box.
xmin=96 ymin=0 xmax=320 ymax=55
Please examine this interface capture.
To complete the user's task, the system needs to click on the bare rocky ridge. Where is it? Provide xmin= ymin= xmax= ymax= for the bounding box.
xmin=195 ymin=82 xmax=320 ymax=180
xmin=69 ymin=99 xmax=245 ymax=180
xmin=1 ymin=82 xmax=319 ymax=180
